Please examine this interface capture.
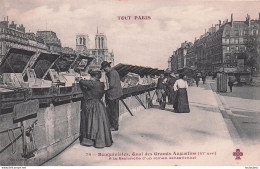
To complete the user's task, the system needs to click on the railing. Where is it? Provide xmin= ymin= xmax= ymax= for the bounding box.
xmin=0 ymin=83 xmax=157 ymax=111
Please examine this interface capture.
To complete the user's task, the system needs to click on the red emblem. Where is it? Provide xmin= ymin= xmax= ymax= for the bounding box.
xmin=233 ymin=149 xmax=243 ymax=160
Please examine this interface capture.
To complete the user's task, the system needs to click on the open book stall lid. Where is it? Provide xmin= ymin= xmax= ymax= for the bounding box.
xmin=0 ymin=48 xmax=36 ymax=74
xmin=53 ymin=53 xmax=93 ymax=72
xmin=31 ymin=52 xmax=60 ymax=79
xmin=52 ymin=52 xmax=78 ymax=72
xmin=71 ymin=54 xmax=94 ymax=71
xmin=114 ymin=63 xmax=164 ymax=77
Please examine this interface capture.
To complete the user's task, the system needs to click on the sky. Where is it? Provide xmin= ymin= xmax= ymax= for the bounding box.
xmin=1 ymin=0 xmax=260 ymax=69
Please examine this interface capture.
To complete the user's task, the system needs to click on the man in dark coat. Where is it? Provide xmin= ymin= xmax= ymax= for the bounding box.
xmin=100 ymin=61 xmax=123 ymax=131
xmin=228 ymin=76 xmax=235 ymax=92
xmin=202 ymin=74 xmax=206 ymax=84
xmin=195 ymin=75 xmax=200 ymax=87
xmin=167 ymin=73 xmax=177 ymax=105
xmin=156 ymin=73 xmax=167 ymax=110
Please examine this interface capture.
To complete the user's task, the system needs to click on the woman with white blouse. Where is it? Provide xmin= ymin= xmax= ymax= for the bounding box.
xmin=173 ymin=74 xmax=190 ymax=113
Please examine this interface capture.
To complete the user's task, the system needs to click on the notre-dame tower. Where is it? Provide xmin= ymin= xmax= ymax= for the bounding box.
xmin=76 ymin=28 xmax=114 ymax=70
xmin=76 ymin=34 xmax=89 ymax=54
xmin=95 ymin=28 xmax=107 ymax=49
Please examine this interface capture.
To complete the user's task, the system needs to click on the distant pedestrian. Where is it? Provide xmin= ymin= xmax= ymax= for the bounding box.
xmin=79 ymin=69 xmax=113 ymax=148
xmin=173 ymin=74 xmax=190 ymax=113
xmin=195 ymin=76 xmax=200 ymax=87
xmin=101 ymin=61 xmax=123 ymax=131
xmin=164 ymin=70 xmax=171 ymax=101
xmin=228 ymin=76 xmax=235 ymax=92
xmin=202 ymin=74 xmax=206 ymax=84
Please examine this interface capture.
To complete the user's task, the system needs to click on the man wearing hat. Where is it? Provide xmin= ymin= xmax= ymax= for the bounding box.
xmin=100 ymin=61 xmax=123 ymax=131
xmin=156 ymin=72 xmax=167 ymax=110
xmin=164 ymin=69 xmax=171 ymax=101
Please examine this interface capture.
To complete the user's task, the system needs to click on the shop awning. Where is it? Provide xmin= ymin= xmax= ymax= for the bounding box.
xmin=114 ymin=63 xmax=164 ymax=77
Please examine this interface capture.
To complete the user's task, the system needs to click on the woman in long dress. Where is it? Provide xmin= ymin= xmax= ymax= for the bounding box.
xmin=173 ymin=74 xmax=190 ymax=113
xmin=79 ymin=70 xmax=113 ymax=148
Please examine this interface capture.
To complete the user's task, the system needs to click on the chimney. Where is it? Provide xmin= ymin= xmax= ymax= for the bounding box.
xmin=215 ymin=24 xmax=219 ymax=31
xmin=17 ymin=24 xmax=25 ymax=33
xmin=231 ymin=13 xmax=233 ymax=27
xmin=246 ymin=14 xmax=251 ymax=26
xmin=7 ymin=16 xmax=8 ymax=21
xmin=259 ymin=13 xmax=260 ymax=21
xmin=219 ymin=20 xmax=221 ymax=25
xmin=9 ymin=21 xmax=17 ymax=29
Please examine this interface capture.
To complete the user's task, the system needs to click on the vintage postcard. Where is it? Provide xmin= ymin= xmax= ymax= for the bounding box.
xmin=0 ymin=0 xmax=260 ymax=167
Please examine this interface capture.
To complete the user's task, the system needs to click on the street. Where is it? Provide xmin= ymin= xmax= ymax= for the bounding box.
xmin=43 ymin=81 xmax=260 ymax=166
xmin=209 ymin=79 xmax=260 ymax=144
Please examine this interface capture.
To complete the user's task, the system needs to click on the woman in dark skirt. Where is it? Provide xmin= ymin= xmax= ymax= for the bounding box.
xmin=173 ymin=74 xmax=190 ymax=113
xmin=79 ymin=69 xmax=113 ymax=148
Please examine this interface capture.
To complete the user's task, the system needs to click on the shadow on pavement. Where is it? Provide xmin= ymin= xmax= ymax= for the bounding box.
xmin=231 ymin=107 xmax=260 ymax=115
xmin=189 ymin=101 xmax=215 ymax=107
xmin=185 ymin=128 xmax=215 ymax=137
xmin=150 ymin=104 xmax=174 ymax=113
xmin=191 ymin=104 xmax=219 ymax=113
xmin=189 ymin=101 xmax=219 ymax=113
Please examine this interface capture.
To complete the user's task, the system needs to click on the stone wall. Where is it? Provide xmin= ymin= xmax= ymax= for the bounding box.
xmin=0 ymin=101 xmax=81 ymax=166
xmin=0 ymin=90 xmax=154 ymax=166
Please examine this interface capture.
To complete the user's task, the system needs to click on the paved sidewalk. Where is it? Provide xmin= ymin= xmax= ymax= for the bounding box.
xmin=208 ymin=79 xmax=260 ymax=143
xmin=43 ymin=82 xmax=259 ymax=166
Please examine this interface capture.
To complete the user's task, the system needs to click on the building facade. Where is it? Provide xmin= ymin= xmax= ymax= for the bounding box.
xmin=169 ymin=13 xmax=260 ymax=73
xmin=186 ymin=44 xmax=196 ymax=69
xmin=169 ymin=41 xmax=192 ymax=72
xmin=36 ymin=31 xmax=62 ymax=53
xmin=0 ymin=17 xmax=48 ymax=62
xmin=0 ymin=17 xmax=115 ymax=73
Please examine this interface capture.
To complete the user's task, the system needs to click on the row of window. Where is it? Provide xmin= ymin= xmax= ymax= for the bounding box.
xmin=223 ymin=45 xmax=246 ymax=52
xmin=0 ymin=32 xmax=46 ymax=47
xmin=225 ymin=29 xmax=258 ymax=36
xmin=0 ymin=28 xmax=26 ymax=38
xmin=222 ymin=37 xmax=244 ymax=44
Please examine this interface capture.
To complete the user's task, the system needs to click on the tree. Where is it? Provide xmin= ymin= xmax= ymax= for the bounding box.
xmin=245 ymin=34 xmax=259 ymax=75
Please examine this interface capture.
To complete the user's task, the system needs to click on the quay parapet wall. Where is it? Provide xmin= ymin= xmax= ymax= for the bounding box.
xmin=0 ymin=86 xmax=155 ymax=166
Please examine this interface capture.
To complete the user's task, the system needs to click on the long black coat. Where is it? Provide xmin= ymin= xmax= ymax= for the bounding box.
xmin=106 ymin=69 xmax=123 ymax=100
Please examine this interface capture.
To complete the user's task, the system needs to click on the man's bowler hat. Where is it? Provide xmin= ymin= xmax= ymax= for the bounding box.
xmin=100 ymin=61 xmax=112 ymax=70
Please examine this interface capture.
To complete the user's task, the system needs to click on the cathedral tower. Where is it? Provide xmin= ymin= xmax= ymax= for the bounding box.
xmin=76 ymin=34 xmax=89 ymax=54
xmin=95 ymin=28 xmax=107 ymax=49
